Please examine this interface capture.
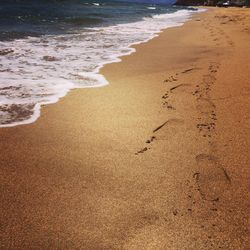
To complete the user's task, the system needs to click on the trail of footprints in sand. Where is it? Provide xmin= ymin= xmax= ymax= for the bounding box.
xmin=135 ymin=62 xmax=232 ymax=208
xmin=135 ymin=68 xmax=197 ymax=155
xmin=202 ymin=18 xmax=235 ymax=47
xmin=135 ymin=63 xmax=219 ymax=149
xmin=193 ymin=63 xmax=219 ymax=139
xmin=192 ymin=62 xmax=232 ymax=205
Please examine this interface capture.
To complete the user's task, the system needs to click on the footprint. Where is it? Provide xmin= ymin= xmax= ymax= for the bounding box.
xmin=196 ymin=98 xmax=216 ymax=114
xmin=164 ymin=75 xmax=177 ymax=83
xmin=146 ymin=136 xmax=156 ymax=144
xmin=194 ymin=154 xmax=231 ymax=201
xmin=162 ymin=91 xmax=176 ymax=110
xmin=196 ymin=122 xmax=215 ymax=134
xmin=162 ymin=92 xmax=169 ymax=99
xmin=141 ymin=212 xmax=160 ymax=226
xmin=135 ymin=119 xmax=184 ymax=155
xmin=203 ymin=74 xmax=216 ymax=85
xmin=135 ymin=136 xmax=156 ymax=155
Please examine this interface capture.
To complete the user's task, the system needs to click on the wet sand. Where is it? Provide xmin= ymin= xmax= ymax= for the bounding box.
xmin=0 ymin=8 xmax=250 ymax=249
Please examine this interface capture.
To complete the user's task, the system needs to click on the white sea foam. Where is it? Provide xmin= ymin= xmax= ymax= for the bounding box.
xmin=0 ymin=9 xmax=204 ymax=127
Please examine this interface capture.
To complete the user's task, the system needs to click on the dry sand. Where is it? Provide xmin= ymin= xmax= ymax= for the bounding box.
xmin=0 ymin=7 xmax=249 ymax=250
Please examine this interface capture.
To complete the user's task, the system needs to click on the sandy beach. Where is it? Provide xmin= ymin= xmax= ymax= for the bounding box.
xmin=0 ymin=7 xmax=250 ymax=249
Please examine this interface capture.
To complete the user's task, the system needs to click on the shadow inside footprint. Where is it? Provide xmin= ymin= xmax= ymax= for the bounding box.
xmin=153 ymin=118 xmax=184 ymax=133
xmin=170 ymin=84 xmax=192 ymax=93
xmin=181 ymin=68 xmax=200 ymax=74
xmin=194 ymin=154 xmax=231 ymax=201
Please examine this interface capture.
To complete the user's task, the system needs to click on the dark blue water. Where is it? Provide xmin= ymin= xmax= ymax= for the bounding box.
xmin=0 ymin=0 xmax=188 ymax=40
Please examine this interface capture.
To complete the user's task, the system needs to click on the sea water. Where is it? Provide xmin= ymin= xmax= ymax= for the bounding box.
xmin=0 ymin=0 xmax=202 ymax=127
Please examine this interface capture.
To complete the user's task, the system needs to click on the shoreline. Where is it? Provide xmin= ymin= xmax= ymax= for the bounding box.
xmin=0 ymin=7 xmax=249 ymax=249
xmin=0 ymin=8 xmax=202 ymax=128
